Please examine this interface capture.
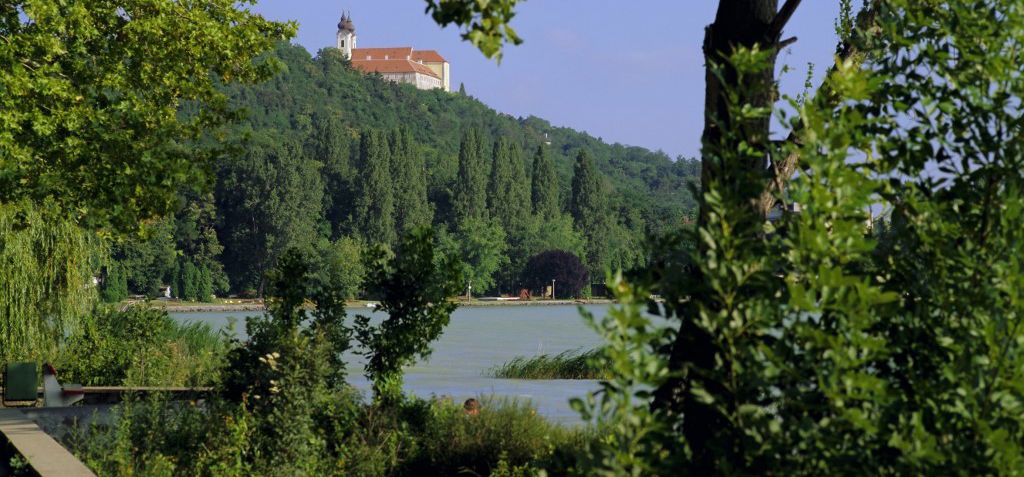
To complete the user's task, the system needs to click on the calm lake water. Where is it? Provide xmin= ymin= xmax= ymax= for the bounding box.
xmin=170 ymin=305 xmax=610 ymax=424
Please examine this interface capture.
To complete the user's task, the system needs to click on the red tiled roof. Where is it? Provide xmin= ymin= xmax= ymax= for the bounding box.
xmin=351 ymin=59 xmax=440 ymax=79
xmin=411 ymin=50 xmax=447 ymax=63
xmin=351 ymin=47 xmax=413 ymax=61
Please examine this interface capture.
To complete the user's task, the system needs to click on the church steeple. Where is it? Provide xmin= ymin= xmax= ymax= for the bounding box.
xmin=336 ymin=10 xmax=357 ymax=59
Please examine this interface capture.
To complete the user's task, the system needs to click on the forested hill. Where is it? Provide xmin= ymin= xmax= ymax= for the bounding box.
xmin=224 ymin=42 xmax=698 ymax=225
xmin=101 ymin=41 xmax=699 ymax=300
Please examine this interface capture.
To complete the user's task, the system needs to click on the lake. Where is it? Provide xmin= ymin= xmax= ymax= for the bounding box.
xmin=170 ymin=304 xmax=611 ymax=424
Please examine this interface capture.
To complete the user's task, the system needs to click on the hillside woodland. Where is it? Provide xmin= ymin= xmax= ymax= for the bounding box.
xmin=103 ymin=42 xmax=699 ymax=299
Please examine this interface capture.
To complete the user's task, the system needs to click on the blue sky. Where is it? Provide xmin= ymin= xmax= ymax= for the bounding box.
xmin=249 ymin=1 xmax=843 ymax=159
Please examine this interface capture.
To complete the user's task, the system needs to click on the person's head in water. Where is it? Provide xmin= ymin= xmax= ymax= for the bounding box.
xmin=464 ymin=398 xmax=480 ymax=416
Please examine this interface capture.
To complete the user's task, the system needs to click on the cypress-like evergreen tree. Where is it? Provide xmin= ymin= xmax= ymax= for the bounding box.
xmin=197 ymin=262 xmax=214 ymax=302
xmin=354 ymin=131 xmax=397 ymax=245
xmin=311 ymin=112 xmax=352 ymax=237
xmin=100 ymin=263 xmax=128 ymax=303
xmin=530 ymin=145 xmax=559 ymax=219
xmin=390 ymin=129 xmax=433 ymax=234
xmin=182 ymin=261 xmax=199 ymax=301
xmin=487 ymin=139 xmax=532 ymax=293
xmin=452 ymin=129 xmax=487 ymax=223
xmin=487 ymin=137 xmax=512 ymax=222
xmin=487 ymin=138 xmax=530 ymax=232
xmin=570 ymin=150 xmax=608 ymax=274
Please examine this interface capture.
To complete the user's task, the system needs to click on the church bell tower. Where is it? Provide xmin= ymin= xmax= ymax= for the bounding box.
xmin=337 ymin=11 xmax=357 ymax=59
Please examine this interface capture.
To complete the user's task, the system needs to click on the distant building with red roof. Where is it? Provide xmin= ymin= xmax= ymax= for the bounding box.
xmin=336 ymin=12 xmax=451 ymax=92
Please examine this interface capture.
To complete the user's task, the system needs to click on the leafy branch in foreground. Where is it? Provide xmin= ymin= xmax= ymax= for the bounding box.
xmin=356 ymin=226 xmax=463 ymax=405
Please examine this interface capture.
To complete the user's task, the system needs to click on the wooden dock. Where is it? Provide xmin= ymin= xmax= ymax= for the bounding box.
xmin=0 ymin=409 xmax=95 ymax=476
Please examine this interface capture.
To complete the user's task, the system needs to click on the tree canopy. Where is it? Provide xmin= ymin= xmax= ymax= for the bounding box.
xmin=0 ymin=0 xmax=294 ymax=232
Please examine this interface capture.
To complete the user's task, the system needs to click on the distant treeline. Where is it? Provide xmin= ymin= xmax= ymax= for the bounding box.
xmin=100 ymin=42 xmax=699 ymax=300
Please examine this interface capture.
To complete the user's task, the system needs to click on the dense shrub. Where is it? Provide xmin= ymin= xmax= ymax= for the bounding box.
xmin=521 ymin=250 xmax=588 ymax=299
xmin=59 ymin=305 xmax=226 ymax=386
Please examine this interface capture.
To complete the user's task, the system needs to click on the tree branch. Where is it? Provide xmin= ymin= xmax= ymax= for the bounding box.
xmin=769 ymin=0 xmax=803 ymax=40
xmin=758 ymin=1 xmax=881 ymax=217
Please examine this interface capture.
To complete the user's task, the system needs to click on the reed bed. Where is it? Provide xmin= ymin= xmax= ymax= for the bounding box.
xmin=489 ymin=348 xmax=608 ymax=380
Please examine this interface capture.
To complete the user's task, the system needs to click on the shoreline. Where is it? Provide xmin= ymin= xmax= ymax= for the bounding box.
xmin=154 ymin=299 xmax=615 ymax=313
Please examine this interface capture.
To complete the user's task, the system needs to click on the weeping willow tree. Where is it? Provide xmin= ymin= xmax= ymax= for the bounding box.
xmin=0 ymin=201 xmax=96 ymax=363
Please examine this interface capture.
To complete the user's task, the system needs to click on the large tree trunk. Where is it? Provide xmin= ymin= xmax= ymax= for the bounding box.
xmin=652 ymin=0 xmax=798 ymax=471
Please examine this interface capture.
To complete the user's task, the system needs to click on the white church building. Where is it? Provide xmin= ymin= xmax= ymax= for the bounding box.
xmin=336 ymin=12 xmax=451 ymax=92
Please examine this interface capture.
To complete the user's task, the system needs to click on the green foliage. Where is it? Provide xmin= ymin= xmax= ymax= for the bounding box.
xmin=0 ymin=201 xmax=95 ymax=363
xmin=438 ymin=217 xmax=509 ymax=294
xmin=100 ymin=264 xmax=129 ymax=304
xmin=223 ymin=247 xmax=351 ymax=404
xmin=407 ymin=396 xmax=585 ymax=475
xmin=390 ymin=129 xmax=434 ymax=234
xmin=356 ymin=227 xmax=463 ymax=404
xmin=570 ymin=274 xmax=679 ymax=476
xmin=181 ymin=261 xmax=199 ymax=302
xmin=191 ymin=43 xmax=697 ymax=294
xmin=421 ymin=0 xmax=524 ymax=60
xmin=490 ymin=349 xmax=608 ymax=380
xmin=0 ymin=0 xmax=294 ymax=232
xmin=60 ymin=305 xmax=227 ymax=387
xmin=531 ymin=145 xmax=560 ymax=220
xmin=68 ymin=393 xmax=584 ymax=477
xmin=113 ymin=218 xmax=177 ymax=297
xmin=570 ymin=151 xmax=610 ymax=275
xmin=453 ymin=129 xmax=489 ymax=223
xmin=568 ymin=2 xmax=1024 ymax=473
xmin=317 ymin=235 xmax=366 ymax=299
xmin=521 ymin=213 xmax=586 ymax=260
xmin=354 ymin=130 xmax=397 ymax=245
xmin=488 ymin=138 xmax=530 ymax=233
xmin=216 ymin=131 xmax=325 ymax=292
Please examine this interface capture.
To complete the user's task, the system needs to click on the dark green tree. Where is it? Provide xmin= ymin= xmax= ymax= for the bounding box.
xmin=112 ymin=219 xmax=177 ymax=297
xmin=488 ymin=138 xmax=530 ymax=233
xmin=216 ymin=131 xmax=324 ymax=293
xmin=353 ymin=131 xmax=397 ymax=245
xmin=452 ymin=129 xmax=488 ymax=223
xmin=459 ymin=82 xmax=467 ymax=95
xmin=390 ymin=129 xmax=433 ymax=234
xmin=173 ymin=192 xmax=229 ymax=295
xmin=530 ymin=145 xmax=559 ymax=219
xmin=310 ymin=112 xmax=353 ymax=237
xmin=100 ymin=264 xmax=129 ymax=303
xmin=570 ymin=150 xmax=609 ymax=274
xmin=181 ymin=261 xmax=199 ymax=301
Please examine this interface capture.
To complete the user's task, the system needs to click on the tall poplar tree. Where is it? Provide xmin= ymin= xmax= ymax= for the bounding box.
xmin=570 ymin=150 xmax=608 ymax=274
xmin=486 ymin=139 xmax=531 ymax=292
xmin=452 ymin=129 xmax=487 ymax=223
xmin=487 ymin=139 xmax=529 ymax=232
xmin=390 ymin=129 xmax=433 ymax=234
xmin=354 ymin=131 xmax=396 ymax=246
xmin=311 ymin=113 xmax=352 ymax=237
xmin=530 ymin=145 xmax=559 ymax=219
